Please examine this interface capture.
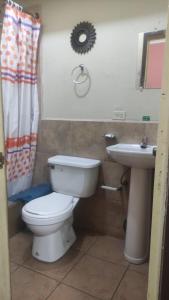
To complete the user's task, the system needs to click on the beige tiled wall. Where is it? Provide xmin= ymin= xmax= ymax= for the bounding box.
xmin=33 ymin=120 xmax=158 ymax=238
xmin=8 ymin=202 xmax=25 ymax=238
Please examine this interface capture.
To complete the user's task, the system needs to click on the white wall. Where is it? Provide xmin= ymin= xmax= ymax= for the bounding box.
xmin=25 ymin=0 xmax=168 ymax=121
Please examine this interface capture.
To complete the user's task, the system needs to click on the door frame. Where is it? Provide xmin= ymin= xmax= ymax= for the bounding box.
xmin=0 ymin=5 xmax=169 ymax=300
xmin=0 ymin=83 xmax=11 ymax=298
xmin=147 ymin=4 xmax=169 ymax=300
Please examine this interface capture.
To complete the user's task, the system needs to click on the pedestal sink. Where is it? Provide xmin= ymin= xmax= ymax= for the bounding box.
xmin=106 ymin=143 xmax=156 ymax=264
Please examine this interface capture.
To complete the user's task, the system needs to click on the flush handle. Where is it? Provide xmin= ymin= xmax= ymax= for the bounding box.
xmin=153 ymin=146 xmax=157 ymax=157
xmin=48 ymin=163 xmax=55 ymax=169
xmin=0 ymin=152 xmax=5 ymax=169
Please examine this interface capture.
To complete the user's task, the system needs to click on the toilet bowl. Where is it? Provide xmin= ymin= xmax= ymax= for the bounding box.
xmin=22 ymin=192 xmax=79 ymax=262
xmin=22 ymin=155 xmax=101 ymax=262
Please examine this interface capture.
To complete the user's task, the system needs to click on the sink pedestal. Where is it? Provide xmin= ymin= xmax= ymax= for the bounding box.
xmin=106 ymin=143 xmax=155 ymax=264
xmin=124 ymin=168 xmax=153 ymax=264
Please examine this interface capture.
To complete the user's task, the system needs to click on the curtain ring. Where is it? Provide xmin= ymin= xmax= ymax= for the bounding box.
xmin=7 ymin=0 xmax=13 ymax=6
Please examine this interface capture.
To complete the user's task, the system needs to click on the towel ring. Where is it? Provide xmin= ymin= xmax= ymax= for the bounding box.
xmin=71 ymin=64 xmax=89 ymax=84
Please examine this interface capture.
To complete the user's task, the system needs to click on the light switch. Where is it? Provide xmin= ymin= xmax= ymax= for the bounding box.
xmin=113 ymin=111 xmax=126 ymax=120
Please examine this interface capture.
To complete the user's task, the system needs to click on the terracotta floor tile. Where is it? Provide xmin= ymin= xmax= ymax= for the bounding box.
xmin=129 ymin=262 xmax=149 ymax=275
xmin=64 ymin=255 xmax=126 ymax=300
xmin=24 ymin=248 xmax=83 ymax=281
xmin=48 ymin=284 xmax=98 ymax=300
xmin=10 ymin=262 xmax=20 ymax=273
xmin=11 ymin=266 xmax=57 ymax=300
xmin=73 ymin=232 xmax=97 ymax=252
xmin=113 ymin=270 xmax=148 ymax=300
xmin=10 ymin=232 xmax=32 ymax=264
xmin=88 ymin=236 xmax=128 ymax=266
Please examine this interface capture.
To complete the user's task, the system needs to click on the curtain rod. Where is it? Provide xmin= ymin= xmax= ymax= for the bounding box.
xmin=0 ymin=0 xmax=40 ymax=20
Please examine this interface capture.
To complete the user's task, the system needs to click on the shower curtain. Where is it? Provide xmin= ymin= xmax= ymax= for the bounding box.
xmin=0 ymin=3 xmax=41 ymax=197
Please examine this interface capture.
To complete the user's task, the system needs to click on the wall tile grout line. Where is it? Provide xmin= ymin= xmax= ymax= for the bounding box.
xmin=56 ymin=234 xmax=99 ymax=283
xmin=66 ymin=252 xmax=129 ymax=271
xmin=61 ymin=253 xmax=130 ymax=300
xmin=11 ymin=244 xmax=129 ymax=283
xmin=62 ymin=282 xmax=102 ymax=300
xmin=10 ymin=264 xmax=23 ymax=274
xmin=85 ymin=252 xmax=129 ymax=268
xmin=10 ymin=234 xmax=99 ymax=282
xmin=128 ymin=264 xmax=149 ymax=276
xmin=10 ymin=264 xmax=59 ymax=300
xmin=15 ymin=250 xmax=85 ymax=283
xmin=45 ymin=282 xmax=61 ymax=300
xmin=111 ymin=264 xmax=130 ymax=300
xmin=80 ymin=234 xmax=98 ymax=252
xmin=10 ymin=256 xmax=32 ymax=266
xmin=17 ymin=263 xmax=61 ymax=282
xmin=60 ymin=252 xmax=86 ymax=283
xmin=11 ymin=251 xmax=129 ymax=287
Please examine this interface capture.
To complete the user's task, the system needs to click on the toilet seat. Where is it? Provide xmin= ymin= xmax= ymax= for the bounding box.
xmin=22 ymin=192 xmax=79 ymax=226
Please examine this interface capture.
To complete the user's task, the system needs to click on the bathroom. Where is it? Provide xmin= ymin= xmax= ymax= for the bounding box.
xmin=0 ymin=0 xmax=168 ymax=299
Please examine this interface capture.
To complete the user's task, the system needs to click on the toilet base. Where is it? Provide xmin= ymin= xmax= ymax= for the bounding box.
xmin=32 ymin=223 xmax=76 ymax=263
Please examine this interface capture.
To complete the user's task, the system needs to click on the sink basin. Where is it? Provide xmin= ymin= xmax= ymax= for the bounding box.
xmin=106 ymin=143 xmax=156 ymax=264
xmin=106 ymin=143 xmax=155 ymax=169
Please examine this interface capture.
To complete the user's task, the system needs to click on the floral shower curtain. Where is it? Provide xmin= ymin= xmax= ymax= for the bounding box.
xmin=0 ymin=3 xmax=41 ymax=197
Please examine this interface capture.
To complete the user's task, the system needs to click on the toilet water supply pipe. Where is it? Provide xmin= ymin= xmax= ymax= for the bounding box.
xmin=100 ymin=168 xmax=130 ymax=192
xmin=101 ymin=185 xmax=122 ymax=192
xmin=101 ymin=168 xmax=130 ymax=233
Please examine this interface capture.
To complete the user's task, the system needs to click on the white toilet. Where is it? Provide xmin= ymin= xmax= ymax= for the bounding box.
xmin=22 ymin=155 xmax=101 ymax=263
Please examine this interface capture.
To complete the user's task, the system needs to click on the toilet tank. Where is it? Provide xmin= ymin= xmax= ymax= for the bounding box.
xmin=48 ymin=155 xmax=101 ymax=198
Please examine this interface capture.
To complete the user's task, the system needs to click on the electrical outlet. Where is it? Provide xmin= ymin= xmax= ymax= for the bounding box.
xmin=113 ymin=111 xmax=126 ymax=120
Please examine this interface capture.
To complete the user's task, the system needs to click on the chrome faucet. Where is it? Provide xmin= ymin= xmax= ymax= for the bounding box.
xmin=140 ymin=136 xmax=148 ymax=148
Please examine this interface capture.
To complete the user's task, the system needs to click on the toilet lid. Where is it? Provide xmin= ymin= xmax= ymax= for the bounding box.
xmin=24 ymin=192 xmax=74 ymax=217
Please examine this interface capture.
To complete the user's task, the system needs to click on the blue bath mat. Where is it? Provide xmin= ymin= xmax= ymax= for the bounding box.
xmin=8 ymin=184 xmax=52 ymax=203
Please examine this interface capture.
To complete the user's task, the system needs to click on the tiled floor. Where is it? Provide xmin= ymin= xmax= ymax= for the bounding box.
xmin=10 ymin=231 xmax=148 ymax=300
